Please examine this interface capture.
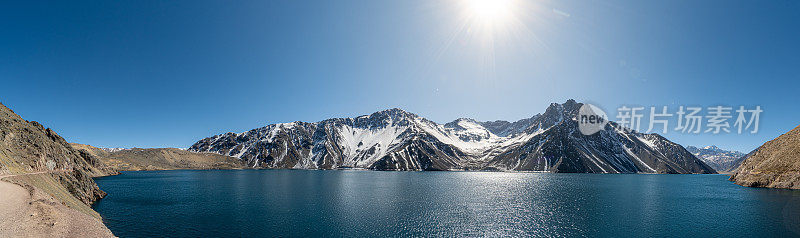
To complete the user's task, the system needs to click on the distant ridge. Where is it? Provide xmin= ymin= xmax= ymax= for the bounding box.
xmin=70 ymin=144 xmax=245 ymax=171
xmin=686 ymin=145 xmax=746 ymax=173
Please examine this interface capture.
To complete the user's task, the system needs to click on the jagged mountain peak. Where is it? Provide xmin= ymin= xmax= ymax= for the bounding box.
xmin=545 ymin=99 xmax=582 ymax=118
xmin=515 ymin=100 xmax=583 ymax=135
xmin=444 ymin=118 xmax=481 ymax=128
xmin=479 ymin=114 xmax=540 ymax=138
xmin=352 ymin=108 xmax=421 ymax=125
xmin=559 ymin=98 xmax=580 ymax=109
xmin=689 ymin=145 xmax=742 ymax=155
xmin=369 ymin=108 xmax=415 ymax=117
xmin=454 ymin=117 xmax=479 ymax=123
xmin=704 ymin=145 xmax=721 ymax=150
xmin=544 ymin=102 xmax=564 ymax=114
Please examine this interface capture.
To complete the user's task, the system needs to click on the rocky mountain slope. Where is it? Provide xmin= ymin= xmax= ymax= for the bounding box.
xmin=0 ymin=102 xmax=115 ymax=236
xmin=0 ymin=103 xmax=116 ymax=204
xmin=686 ymin=145 xmax=746 ymax=173
xmin=190 ymin=100 xmax=714 ymax=174
xmin=71 ymin=144 xmax=245 ymax=171
xmin=730 ymin=125 xmax=800 ymax=189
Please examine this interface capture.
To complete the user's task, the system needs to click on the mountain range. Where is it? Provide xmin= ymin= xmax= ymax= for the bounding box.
xmin=189 ymin=100 xmax=715 ymax=174
xmin=686 ymin=145 xmax=746 ymax=173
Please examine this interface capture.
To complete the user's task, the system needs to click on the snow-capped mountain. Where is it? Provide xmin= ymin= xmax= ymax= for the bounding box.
xmin=100 ymin=147 xmax=128 ymax=153
xmin=685 ymin=145 xmax=746 ymax=173
xmin=189 ymin=100 xmax=715 ymax=173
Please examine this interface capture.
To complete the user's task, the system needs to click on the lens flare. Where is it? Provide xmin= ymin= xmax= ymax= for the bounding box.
xmin=467 ymin=0 xmax=514 ymax=24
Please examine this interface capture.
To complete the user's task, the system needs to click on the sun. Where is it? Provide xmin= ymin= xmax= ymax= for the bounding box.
xmin=466 ymin=0 xmax=515 ymax=24
xmin=424 ymin=0 xmax=542 ymax=81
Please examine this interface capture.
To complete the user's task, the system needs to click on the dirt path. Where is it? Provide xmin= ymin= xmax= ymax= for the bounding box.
xmin=0 ymin=170 xmax=66 ymax=179
xmin=0 ymin=171 xmax=115 ymax=237
xmin=0 ymin=180 xmax=30 ymax=235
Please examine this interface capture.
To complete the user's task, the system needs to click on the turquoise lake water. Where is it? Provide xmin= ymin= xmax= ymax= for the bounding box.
xmin=93 ymin=170 xmax=800 ymax=237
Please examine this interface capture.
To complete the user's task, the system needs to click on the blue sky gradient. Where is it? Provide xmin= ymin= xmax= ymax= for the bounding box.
xmin=1 ymin=0 xmax=799 ymax=152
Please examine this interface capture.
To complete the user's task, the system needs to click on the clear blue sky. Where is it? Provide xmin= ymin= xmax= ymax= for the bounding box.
xmin=1 ymin=0 xmax=798 ymax=152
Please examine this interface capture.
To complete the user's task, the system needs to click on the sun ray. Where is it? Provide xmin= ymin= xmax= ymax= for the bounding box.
xmin=466 ymin=0 xmax=515 ymax=25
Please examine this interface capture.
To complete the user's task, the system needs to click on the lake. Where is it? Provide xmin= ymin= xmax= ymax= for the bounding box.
xmin=93 ymin=170 xmax=800 ymax=237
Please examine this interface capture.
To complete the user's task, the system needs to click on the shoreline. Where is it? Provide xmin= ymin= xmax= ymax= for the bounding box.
xmin=98 ymin=167 xmax=724 ymax=174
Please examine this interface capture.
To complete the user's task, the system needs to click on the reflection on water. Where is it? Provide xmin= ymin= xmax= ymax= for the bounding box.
xmin=93 ymin=170 xmax=800 ymax=237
